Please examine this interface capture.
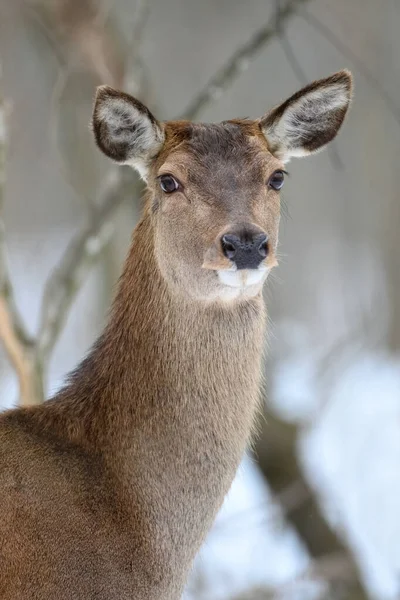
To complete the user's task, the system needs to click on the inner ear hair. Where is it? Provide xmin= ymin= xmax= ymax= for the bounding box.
xmin=260 ymin=70 xmax=353 ymax=162
xmin=92 ymin=86 xmax=165 ymax=174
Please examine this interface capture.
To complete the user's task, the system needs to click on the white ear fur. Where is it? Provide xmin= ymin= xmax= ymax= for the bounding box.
xmin=92 ymin=86 xmax=165 ymax=179
xmin=260 ymin=70 xmax=353 ymax=163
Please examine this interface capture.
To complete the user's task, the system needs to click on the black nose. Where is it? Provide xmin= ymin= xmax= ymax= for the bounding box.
xmin=221 ymin=230 xmax=268 ymax=270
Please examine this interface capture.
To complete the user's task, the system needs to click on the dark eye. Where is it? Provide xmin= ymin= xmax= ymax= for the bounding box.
xmin=268 ymin=170 xmax=285 ymax=191
xmin=159 ymin=174 xmax=180 ymax=193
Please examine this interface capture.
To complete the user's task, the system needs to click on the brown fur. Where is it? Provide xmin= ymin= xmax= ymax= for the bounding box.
xmin=0 ymin=71 xmax=352 ymax=599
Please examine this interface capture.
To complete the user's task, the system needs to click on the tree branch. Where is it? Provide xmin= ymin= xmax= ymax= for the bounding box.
xmin=36 ymin=168 xmax=141 ymax=363
xmin=34 ymin=0 xmax=157 ymax=375
xmin=27 ymin=0 xmax=149 ymax=385
xmin=180 ymin=0 xmax=310 ymax=121
xmin=0 ymin=72 xmax=44 ymax=405
xmin=0 ymin=298 xmax=43 ymax=406
xmin=2 ymin=0 xmax=148 ymax=402
xmin=0 ymin=227 xmax=30 ymax=349
xmin=255 ymin=413 xmax=369 ymax=599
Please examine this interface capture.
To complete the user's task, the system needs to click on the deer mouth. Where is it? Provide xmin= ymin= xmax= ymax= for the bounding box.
xmin=217 ymin=265 xmax=269 ymax=289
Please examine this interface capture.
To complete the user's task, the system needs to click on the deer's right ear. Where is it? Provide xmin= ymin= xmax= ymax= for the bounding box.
xmin=92 ymin=86 xmax=165 ymax=178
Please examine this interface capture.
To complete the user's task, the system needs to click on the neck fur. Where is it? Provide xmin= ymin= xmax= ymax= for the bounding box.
xmin=53 ymin=213 xmax=266 ymax=444
xmin=30 ymin=210 xmax=267 ymax=594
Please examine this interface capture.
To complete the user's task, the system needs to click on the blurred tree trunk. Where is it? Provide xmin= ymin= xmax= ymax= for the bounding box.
xmin=255 ymin=411 xmax=368 ymax=599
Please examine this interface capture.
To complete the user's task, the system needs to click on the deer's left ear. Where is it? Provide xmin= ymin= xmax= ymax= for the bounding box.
xmin=260 ymin=70 xmax=353 ymax=163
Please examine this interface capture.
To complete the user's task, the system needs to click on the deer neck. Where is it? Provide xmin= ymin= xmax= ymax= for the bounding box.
xmin=29 ymin=209 xmax=267 ymax=593
xmin=63 ymin=211 xmax=267 ymax=446
xmin=40 ymin=208 xmax=266 ymax=484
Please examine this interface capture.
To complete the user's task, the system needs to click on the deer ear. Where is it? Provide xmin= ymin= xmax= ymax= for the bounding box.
xmin=92 ymin=86 xmax=165 ymax=178
xmin=260 ymin=70 xmax=353 ymax=163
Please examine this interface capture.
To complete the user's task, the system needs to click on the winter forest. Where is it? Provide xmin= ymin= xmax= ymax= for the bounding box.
xmin=0 ymin=1 xmax=399 ymax=598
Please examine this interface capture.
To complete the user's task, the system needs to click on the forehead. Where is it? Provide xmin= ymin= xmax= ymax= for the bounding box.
xmin=158 ymin=120 xmax=273 ymax=183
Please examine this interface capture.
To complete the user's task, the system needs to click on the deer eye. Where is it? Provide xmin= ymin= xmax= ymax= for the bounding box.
xmin=268 ymin=170 xmax=285 ymax=191
xmin=159 ymin=174 xmax=180 ymax=193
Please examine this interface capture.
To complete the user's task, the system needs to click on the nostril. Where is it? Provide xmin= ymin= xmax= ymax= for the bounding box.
xmin=258 ymin=235 xmax=269 ymax=258
xmin=221 ymin=231 xmax=268 ymax=267
xmin=221 ymin=235 xmax=238 ymax=260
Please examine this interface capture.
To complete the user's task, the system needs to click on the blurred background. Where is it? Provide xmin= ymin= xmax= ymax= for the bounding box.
xmin=0 ymin=0 xmax=399 ymax=598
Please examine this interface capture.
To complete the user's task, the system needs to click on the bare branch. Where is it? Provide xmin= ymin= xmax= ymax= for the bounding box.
xmin=0 ymin=83 xmax=28 ymax=340
xmin=0 ymin=299 xmax=44 ymax=406
xmin=0 ymin=223 xmax=32 ymax=348
xmin=31 ymin=0 xmax=150 ymax=372
xmin=0 ymin=220 xmax=30 ymax=350
xmin=36 ymin=168 xmax=141 ymax=363
xmin=180 ymin=0 xmax=311 ymax=121
xmin=1 ymin=0 xmax=149 ymax=402
xmin=255 ymin=412 xmax=369 ymax=598
xmin=0 ymin=71 xmax=44 ymax=405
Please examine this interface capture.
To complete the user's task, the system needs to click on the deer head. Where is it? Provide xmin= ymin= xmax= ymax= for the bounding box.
xmin=92 ymin=70 xmax=352 ymax=303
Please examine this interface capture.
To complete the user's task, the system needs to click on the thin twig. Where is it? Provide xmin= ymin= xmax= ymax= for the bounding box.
xmin=0 ymin=72 xmax=42 ymax=405
xmin=180 ymin=0 xmax=310 ymax=121
xmin=0 ymin=299 xmax=41 ymax=406
xmin=0 ymin=85 xmax=29 ymax=345
xmin=33 ymin=0 xmax=149 ymax=389
xmin=36 ymin=168 xmax=141 ymax=363
xmin=0 ymin=227 xmax=31 ymax=349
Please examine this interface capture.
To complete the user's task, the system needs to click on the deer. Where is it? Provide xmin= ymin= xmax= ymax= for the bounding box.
xmin=0 ymin=70 xmax=352 ymax=599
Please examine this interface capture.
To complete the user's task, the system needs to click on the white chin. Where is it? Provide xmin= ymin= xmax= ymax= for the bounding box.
xmin=217 ymin=266 xmax=268 ymax=291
